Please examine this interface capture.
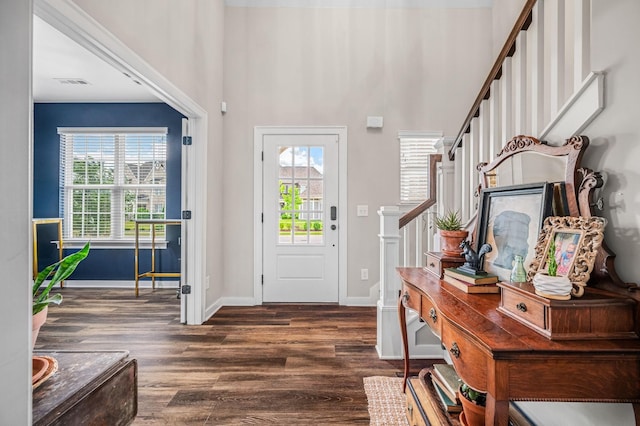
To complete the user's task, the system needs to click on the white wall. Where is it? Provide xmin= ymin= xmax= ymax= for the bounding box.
xmin=223 ymin=5 xmax=493 ymax=300
xmin=583 ymin=0 xmax=640 ymax=285
xmin=68 ymin=2 xmax=493 ymax=303
xmin=491 ymin=0 xmax=527 ymax=57
xmin=73 ymin=0 xmax=227 ymax=309
xmin=0 ymin=0 xmax=33 ymax=422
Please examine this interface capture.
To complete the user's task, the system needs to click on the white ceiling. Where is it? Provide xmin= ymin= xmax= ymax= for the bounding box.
xmin=33 ymin=15 xmax=160 ymax=103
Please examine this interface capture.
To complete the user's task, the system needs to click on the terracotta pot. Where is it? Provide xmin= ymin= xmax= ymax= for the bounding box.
xmin=439 ymin=230 xmax=469 ymax=256
xmin=32 ymin=306 xmax=48 ymax=349
xmin=459 ymin=386 xmax=486 ymax=426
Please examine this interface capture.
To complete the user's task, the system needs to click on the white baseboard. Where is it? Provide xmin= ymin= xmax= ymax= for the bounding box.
xmin=58 ymin=280 xmax=180 ymax=289
xmin=343 ymin=296 xmax=377 ymax=306
xmin=340 ymin=282 xmax=379 ymax=306
xmin=203 ymin=296 xmax=256 ymax=322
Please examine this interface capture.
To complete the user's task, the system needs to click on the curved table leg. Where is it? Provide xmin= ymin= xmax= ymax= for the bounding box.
xmin=398 ymin=291 xmax=410 ymax=392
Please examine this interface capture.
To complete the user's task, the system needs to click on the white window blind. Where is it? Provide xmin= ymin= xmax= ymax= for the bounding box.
xmin=399 ymin=132 xmax=439 ymax=205
xmin=59 ymin=127 xmax=168 ymax=241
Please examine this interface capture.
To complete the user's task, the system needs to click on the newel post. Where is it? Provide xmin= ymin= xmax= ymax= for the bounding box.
xmin=376 ymin=206 xmax=403 ymax=359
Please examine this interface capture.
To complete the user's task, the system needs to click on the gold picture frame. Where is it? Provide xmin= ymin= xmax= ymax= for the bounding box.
xmin=527 ymin=216 xmax=607 ymax=297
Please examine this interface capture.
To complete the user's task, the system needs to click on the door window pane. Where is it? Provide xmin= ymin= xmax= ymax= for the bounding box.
xmin=277 ymin=145 xmax=324 ymax=245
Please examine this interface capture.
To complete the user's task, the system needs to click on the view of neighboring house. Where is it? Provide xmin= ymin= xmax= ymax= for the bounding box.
xmin=278 ymin=166 xmax=323 ymax=221
xmin=125 ymin=160 xmax=167 ymax=215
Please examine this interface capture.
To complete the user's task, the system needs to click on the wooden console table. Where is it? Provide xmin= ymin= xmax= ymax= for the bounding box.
xmin=397 ymin=267 xmax=640 ymax=426
xmin=33 ymin=350 xmax=137 ymax=425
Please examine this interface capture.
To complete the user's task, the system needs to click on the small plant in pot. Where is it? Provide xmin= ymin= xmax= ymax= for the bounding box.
xmin=435 ymin=210 xmax=468 ymax=257
xmin=32 ymin=242 xmax=90 ymax=348
xmin=532 ymin=238 xmax=572 ymax=300
xmin=459 ymin=382 xmax=486 ymax=426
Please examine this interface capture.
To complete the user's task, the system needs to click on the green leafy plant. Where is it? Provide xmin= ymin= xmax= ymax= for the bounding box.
xmin=460 ymin=382 xmax=486 ymax=406
xmin=547 ymin=238 xmax=558 ymax=277
xmin=33 ymin=242 xmax=90 ymax=315
xmin=435 ymin=210 xmax=463 ymax=231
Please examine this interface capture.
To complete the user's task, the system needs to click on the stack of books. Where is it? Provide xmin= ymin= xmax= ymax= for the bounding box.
xmin=430 ymin=363 xmax=462 ymax=413
xmin=442 ymin=267 xmax=500 ymax=294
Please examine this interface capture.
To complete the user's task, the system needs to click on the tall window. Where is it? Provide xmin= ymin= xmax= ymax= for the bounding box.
xmin=59 ymin=127 xmax=168 ymax=240
xmin=399 ymin=132 xmax=440 ymax=205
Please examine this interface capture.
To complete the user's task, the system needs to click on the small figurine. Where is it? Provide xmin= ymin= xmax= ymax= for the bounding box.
xmin=458 ymin=240 xmax=493 ymax=275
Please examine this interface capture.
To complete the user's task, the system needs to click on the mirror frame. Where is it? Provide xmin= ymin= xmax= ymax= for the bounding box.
xmin=478 ymin=135 xmax=586 ymax=217
xmin=477 ymin=135 xmax=636 ymax=295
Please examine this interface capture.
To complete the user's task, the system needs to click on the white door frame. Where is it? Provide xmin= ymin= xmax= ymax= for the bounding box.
xmin=254 ymin=126 xmax=348 ymax=305
xmin=35 ymin=0 xmax=208 ymax=325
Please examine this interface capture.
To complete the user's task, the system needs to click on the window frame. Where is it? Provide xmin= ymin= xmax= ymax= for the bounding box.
xmin=398 ymin=131 xmax=441 ymax=205
xmin=58 ymin=127 xmax=169 ymax=248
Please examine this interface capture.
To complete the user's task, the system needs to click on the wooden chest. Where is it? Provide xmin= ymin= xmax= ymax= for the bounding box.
xmin=498 ymin=282 xmax=638 ymax=340
xmin=33 ymin=350 xmax=137 ymax=426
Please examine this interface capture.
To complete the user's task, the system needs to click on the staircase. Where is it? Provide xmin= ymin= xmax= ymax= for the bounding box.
xmin=377 ymin=0 xmax=604 ymax=359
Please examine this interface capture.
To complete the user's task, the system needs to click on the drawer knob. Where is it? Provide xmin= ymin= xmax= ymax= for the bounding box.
xmin=402 ymin=291 xmax=410 ymax=305
xmin=429 ymin=307 xmax=437 ymax=323
xmin=429 ymin=262 xmax=435 ymax=268
xmin=449 ymin=342 xmax=460 ymax=359
xmin=516 ymin=302 xmax=527 ymax=312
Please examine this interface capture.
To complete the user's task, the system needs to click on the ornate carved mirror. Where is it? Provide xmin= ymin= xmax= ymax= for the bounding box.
xmin=476 ymin=135 xmax=635 ymax=297
xmin=478 ymin=135 xmax=586 ymax=217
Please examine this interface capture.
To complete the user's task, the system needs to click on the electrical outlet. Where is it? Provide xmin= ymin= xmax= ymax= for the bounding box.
xmin=360 ymin=268 xmax=369 ymax=280
xmin=357 ymin=205 xmax=369 ymax=217
xmin=205 ymin=275 xmax=210 ymax=289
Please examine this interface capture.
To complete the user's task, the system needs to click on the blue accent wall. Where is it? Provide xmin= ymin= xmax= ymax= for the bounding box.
xmin=33 ymin=103 xmax=185 ymax=281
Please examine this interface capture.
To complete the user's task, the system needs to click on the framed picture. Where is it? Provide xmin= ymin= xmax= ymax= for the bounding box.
xmin=527 ymin=216 xmax=607 ymax=297
xmin=476 ymin=182 xmax=554 ymax=281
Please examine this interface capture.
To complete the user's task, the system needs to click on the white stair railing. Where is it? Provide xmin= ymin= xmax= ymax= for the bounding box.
xmin=448 ymin=0 xmax=602 ymax=221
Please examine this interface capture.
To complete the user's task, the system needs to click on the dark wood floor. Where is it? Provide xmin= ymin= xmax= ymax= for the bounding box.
xmin=36 ymin=288 xmax=436 ymax=425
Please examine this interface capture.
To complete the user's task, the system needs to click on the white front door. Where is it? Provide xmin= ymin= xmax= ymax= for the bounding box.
xmin=262 ymin=132 xmax=340 ymax=302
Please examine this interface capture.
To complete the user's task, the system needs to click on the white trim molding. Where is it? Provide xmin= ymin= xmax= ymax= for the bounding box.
xmin=540 ymin=72 xmax=605 ymax=143
xmin=35 ymin=0 xmax=209 ymax=325
xmin=58 ymin=280 xmax=180 ymax=289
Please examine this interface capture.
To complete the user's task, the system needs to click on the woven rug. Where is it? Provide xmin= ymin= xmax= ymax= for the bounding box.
xmin=364 ymin=376 xmax=409 ymax=426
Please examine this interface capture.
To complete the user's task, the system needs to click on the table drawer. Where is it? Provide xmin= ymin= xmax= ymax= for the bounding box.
xmin=498 ymin=281 xmax=638 ymax=340
xmin=441 ymin=323 xmax=488 ymax=392
xmin=424 ymin=251 xmax=464 ymax=279
xmin=500 ymin=285 xmax=546 ymax=330
xmin=401 ymin=283 xmax=421 ymax=313
xmin=420 ymin=295 xmax=441 ymax=338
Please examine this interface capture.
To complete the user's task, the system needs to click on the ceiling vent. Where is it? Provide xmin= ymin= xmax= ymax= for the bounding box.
xmin=54 ymin=78 xmax=91 ymax=85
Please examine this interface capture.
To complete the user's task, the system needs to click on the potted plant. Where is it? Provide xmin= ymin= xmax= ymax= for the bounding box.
xmin=532 ymin=238 xmax=571 ymax=300
xmin=459 ymin=382 xmax=486 ymax=426
xmin=435 ymin=210 xmax=468 ymax=257
xmin=32 ymin=242 xmax=90 ymax=348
